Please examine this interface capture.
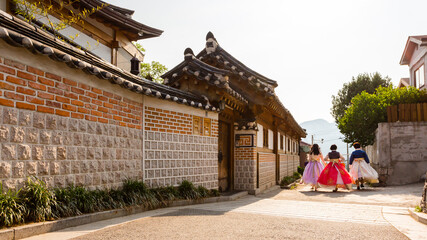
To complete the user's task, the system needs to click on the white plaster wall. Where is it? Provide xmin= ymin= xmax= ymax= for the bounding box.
xmin=268 ymin=129 xmax=274 ymax=150
xmin=144 ymin=96 xmax=218 ymax=120
xmin=61 ymin=27 xmax=112 ymax=63
xmin=0 ymin=0 xmax=6 ymax=11
xmin=409 ymin=45 xmax=427 ymax=87
xmin=35 ymin=14 xmax=112 ymax=63
xmin=117 ymin=47 xmax=132 ymax=72
xmin=257 ymin=123 xmax=263 ymax=147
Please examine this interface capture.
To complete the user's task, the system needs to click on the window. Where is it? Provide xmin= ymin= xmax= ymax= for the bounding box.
xmin=203 ymin=118 xmax=211 ymax=136
xmin=193 ymin=116 xmax=202 ymax=135
xmin=287 ymin=138 xmax=290 ymax=152
xmin=263 ymin=128 xmax=268 ymax=147
xmin=280 ymin=135 xmax=284 ymax=150
xmin=415 ymin=65 xmax=425 ymax=88
xmin=193 ymin=117 xmax=211 ymax=136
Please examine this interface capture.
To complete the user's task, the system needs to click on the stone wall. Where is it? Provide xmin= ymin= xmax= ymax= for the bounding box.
xmin=258 ymin=152 xmax=275 ymax=190
xmin=0 ymin=46 xmax=220 ymax=191
xmin=143 ymin=131 xmax=218 ymax=188
xmin=368 ymin=122 xmax=427 ymax=185
xmin=234 ymin=130 xmax=257 ymax=191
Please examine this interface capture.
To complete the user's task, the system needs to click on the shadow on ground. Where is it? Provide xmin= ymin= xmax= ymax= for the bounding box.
xmin=259 ymin=182 xmax=423 ymax=207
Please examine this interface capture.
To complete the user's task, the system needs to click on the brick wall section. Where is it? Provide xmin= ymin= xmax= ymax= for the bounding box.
xmin=234 ymin=146 xmax=257 ymax=191
xmin=0 ymin=106 xmax=143 ymax=191
xmin=0 ymin=57 xmax=143 ymax=129
xmin=258 ymin=152 xmax=275 ymax=190
xmin=144 ymin=107 xmax=192 ymax=134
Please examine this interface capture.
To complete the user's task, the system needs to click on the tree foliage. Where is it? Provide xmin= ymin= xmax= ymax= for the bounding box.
xmin=331 ymin=72 xmax=391 ymax=124
xmin=12 ymin=0 xmax=106 ymax=48
xmin=140 ymin=61 xmax=168 ymax=84
xmin=133 ymin=42 xmax=168 ymax=83
xmin=338 ymin=86 xmax=427 ymax=146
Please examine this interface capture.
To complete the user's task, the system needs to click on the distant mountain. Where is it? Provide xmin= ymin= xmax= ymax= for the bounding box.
xmin=300 ymin=119 xmax=353 ymax=161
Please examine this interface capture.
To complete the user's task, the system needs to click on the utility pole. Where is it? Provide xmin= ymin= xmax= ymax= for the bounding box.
xmin=346 ymin=142 xmax=349 ymax=171
xmin=311 ymin=135 xmax=314 ymax=145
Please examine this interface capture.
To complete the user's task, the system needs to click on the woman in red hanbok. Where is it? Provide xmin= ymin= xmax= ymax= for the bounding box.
xmin=317 ymin=144 xmax=353 ymax=192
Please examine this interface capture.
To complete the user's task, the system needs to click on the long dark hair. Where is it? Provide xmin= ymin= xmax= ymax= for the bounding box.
xmin=310 ymin=144 xmax=320 ymax=155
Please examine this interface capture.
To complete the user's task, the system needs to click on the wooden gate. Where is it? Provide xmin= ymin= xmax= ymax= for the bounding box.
xmin=218 ymin=121 xmax=231 ymax=192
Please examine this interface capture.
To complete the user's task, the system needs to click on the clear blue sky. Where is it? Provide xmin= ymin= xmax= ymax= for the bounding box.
xmin=108 ymin=0 xmax=426 ymax=123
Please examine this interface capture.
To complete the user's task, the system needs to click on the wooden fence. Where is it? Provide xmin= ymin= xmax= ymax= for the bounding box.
xmin=387 ymin=103 xmax=427 ymax=122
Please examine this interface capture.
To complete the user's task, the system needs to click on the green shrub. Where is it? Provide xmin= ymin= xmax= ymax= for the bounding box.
xmin=152 ymin=186 xmax=179 ymax=206
xmin=297 ymin=166 xmax=305 ymax=175
xmin=1 ymin=178 xmax=220 ymax=228
xmin=208 ymin=189 xmax=220 ymax=197
xmin=21 ymin=177 xmax=57 ymax=222
xmin=53 ymin=187 xmax=82 ymax=218
xmin=178 ymin=180 xmax=200 ymax=200
xmin=0 ymin=184 xmax=26 ymax=227
xmin=107 ymin=189 xmax=126 ymax=209
xmin=293 ymin=172 xmax=301 ymax=179
xmin=415 ymin=206 xmax=422 ymax=212
xmin=122 ymin=179 xmax=159 ymax=208
xmin=197 ymin=185 xmax=209 ymax=198
xmin=280 ymin=176 xmax=294 ymax=186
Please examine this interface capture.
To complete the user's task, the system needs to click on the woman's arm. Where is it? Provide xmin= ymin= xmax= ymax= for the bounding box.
xmin=323 ymin=153 xmax=329 ymax=162
xmin=320 ymin=154 xmax=326 ymax=165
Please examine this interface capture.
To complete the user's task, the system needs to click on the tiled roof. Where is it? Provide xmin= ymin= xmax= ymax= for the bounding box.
xmin=80 ymin=0 xmax=163 ymax=40
xmin=197 ymin=32 xmax=278 ymax=96
xmin=0 ymin=10 xmax=216 ymax=111
xmin=162 ymin=48 xmax=248 ymax=105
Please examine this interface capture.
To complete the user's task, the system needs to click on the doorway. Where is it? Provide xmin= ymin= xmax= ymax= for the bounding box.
xmin=218 ymin=120 xmax=232 ymax=192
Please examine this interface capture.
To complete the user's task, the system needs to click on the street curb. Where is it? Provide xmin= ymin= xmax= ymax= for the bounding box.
xmin=408 ymin=208 xmax=427 ymax=225
xmin=0 ymin=191 xmax=248 ymax=240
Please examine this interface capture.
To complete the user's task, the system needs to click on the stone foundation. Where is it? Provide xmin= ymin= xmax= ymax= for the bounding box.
xmin=0 ymin=106 xmax=143 ymax=190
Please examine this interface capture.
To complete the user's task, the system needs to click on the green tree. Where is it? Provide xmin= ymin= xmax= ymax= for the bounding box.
xmin=331 ymin=72 xmax=391 ymax=124
xmin=338 ymin=86 xmax=427 ymax=146
xmin=12 ymin=0 xmax=106 ymax=47
xmin=133 ymin=42 xmax=167 ymax=84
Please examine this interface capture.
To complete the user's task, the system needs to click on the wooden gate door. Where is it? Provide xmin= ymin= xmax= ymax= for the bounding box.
xmin=218 ymin=121 xmax=231 ymax=192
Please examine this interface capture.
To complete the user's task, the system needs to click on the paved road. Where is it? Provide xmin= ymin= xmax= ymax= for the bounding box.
xmin=25 ymin=183 xmax=426 ymax=240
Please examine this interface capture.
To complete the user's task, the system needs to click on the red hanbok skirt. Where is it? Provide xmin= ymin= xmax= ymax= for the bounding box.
xmin=318 ymin=160 xmax=353 ymax=189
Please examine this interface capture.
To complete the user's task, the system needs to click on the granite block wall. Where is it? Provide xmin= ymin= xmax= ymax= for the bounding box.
xmin=144 ymin=131 xmax=218 ymax=188
xmin=258 ymin=152 xmax=275 ymax=190
xmin=0 ymin=106 xmax=143 ymax=190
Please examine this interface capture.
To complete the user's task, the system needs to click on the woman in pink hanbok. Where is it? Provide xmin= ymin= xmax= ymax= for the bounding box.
xmin=301 ymin=144 xmax=326 ymax=191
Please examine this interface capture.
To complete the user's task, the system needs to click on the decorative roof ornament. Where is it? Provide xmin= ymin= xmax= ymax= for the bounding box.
xmin=206 ymin=31 xmax=219 ymax=54
xmin=184 ymin=48 xmax=194 ymax=61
